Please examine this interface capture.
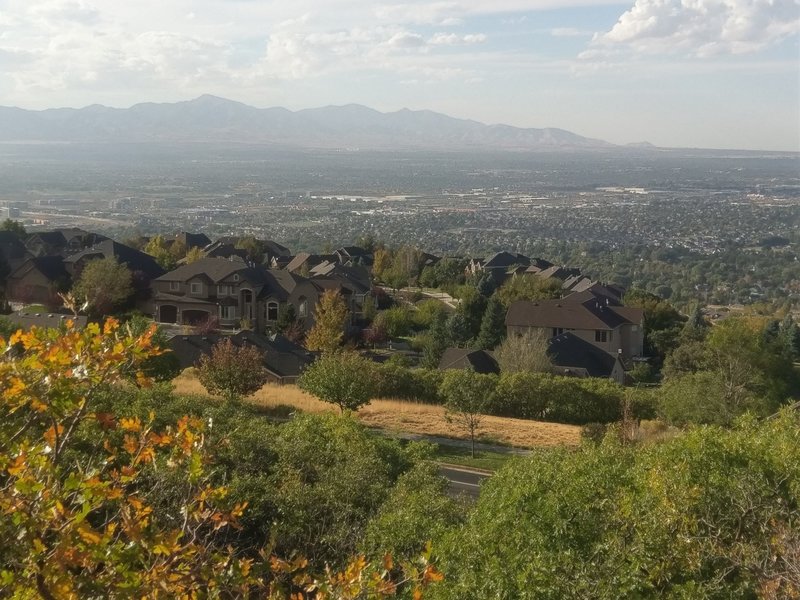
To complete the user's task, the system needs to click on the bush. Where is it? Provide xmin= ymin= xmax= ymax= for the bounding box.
xmin=488 ymin=373 xmax=624 ymax=425
xmin=373 ymin=364 xmax=443 ymax=404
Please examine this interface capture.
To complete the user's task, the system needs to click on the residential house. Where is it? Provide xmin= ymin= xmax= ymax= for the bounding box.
xmin=467 ymin=251 xmax=531 ymax=276
xmin=6 ymin=256 xmax=70 ymax=308
xmin=547 ymin=332 xmax=630 ymax=385
xmin=438 ymin=348 xmax=499 ymax=375
xmin=0 ymin=231 xmax=31 ymax=273
xmin=505 ymin=291 xmax=644 ymax=358
xmin=150 ymin=257 xmax=326 ymax=332
xmin=175 ymin=232 xmax=212 ymax=250
xmin=284 ymin=252 xmax=337 ymax=274
xmin=167 ymin=331 xmax=314 ymax=384
xmin=63 ymin=240 xmax=165 ymax=291
xmin=334 ymin=246 xmax=373 ymax=268
xmin=25 ymin=229 xmax=107 ymax=257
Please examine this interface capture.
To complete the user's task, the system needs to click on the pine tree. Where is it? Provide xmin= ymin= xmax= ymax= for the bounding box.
xmin=422 ymin=312 xmax=449 ymax=368
xmin=476 ymin=296 xmax=507 ymax=350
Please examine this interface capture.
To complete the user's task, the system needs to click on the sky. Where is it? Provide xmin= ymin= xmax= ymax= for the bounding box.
xmin=0 ymin=0 xmax=798 ymax=151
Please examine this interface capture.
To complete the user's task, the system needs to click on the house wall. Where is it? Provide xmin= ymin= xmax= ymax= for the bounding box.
xmin=8 ymin=268 xmax=59 ymax=305
xmin=507 ymin=324 xmax=643 ymax=357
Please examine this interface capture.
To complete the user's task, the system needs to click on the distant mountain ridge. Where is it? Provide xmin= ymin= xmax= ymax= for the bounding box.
xmin=0 ymin=95 xmax=616 ymax=150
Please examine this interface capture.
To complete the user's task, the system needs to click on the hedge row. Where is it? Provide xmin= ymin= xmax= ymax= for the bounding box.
xmin=371 ymin=364 xmax=628 ymax=425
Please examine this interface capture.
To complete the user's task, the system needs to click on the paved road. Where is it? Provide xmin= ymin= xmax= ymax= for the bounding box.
xmin=439 ymin=465 xmax=490 ymax=499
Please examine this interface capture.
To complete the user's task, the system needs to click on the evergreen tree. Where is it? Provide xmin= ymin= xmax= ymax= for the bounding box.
xmin=446 ymin=312 xmax=471 ymax=346
xmin=475 ymin=296 xmax=506 ymax=350
xmin=422 ymin=312 xmax=449 ymax=368
xmin=779 ymin=314 xmax=800 ymax=360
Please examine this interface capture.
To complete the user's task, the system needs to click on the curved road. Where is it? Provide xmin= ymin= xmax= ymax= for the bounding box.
xmin=439 ymin=465 xmax=490 ymax=498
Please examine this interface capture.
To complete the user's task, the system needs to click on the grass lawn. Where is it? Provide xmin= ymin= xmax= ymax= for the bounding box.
xmin=433 ymin=444 xmax=515 ymax=472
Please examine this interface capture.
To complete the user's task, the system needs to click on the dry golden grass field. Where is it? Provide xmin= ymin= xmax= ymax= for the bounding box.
xmin=173 ymin=369 xmax=581 ymax=449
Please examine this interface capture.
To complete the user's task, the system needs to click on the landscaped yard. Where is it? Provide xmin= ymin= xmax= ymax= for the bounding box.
xmin=173 ymin=369 xmax=582 ymax=450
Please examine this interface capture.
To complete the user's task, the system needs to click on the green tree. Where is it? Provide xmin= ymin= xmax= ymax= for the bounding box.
xmin=378 ymin=305 xmax=414 ymax=338
xmin=196 ymin=337 xmax=269 ymax=403
xmin=72 ymin=257 xmax=134 ymax=317
xmin=475 ymin=296 xmax=506 ymax=350
xmin=235 ymin=236 xmax=266 ymax=263
xmin=0 ymin=319 xmax=260 ymax=597
xmin=432 ymin=411 xmax=800 ymax=599
xmin=305 ymin=289 xmax=349 ymax=353
xmin=440 ymin=369 xmax=497 ymax=458
xmin=124 ymin=314 xmax=181 ymax=381
xmin=144 ymin=234 xmax=177 ymax=271
xmin=363 ymin=462 xmax=464 ymax=562
xmin=422 ymin=312 xmax=450 ymax=368
xmin=298 ymin=351 xmax=375 ymax=413
xmin=0 ymin=218 xmax=25 ymax=237
xmin=362 ymin=293 xmax=377 ymax=322
xmin=495 ymin=276 xmax=562 ymax=306
xmin=493 ymin=372 xmax=549 ymax=419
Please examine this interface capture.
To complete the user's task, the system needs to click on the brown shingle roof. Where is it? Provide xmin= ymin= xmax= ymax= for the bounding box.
xmin=506 ymin=296 xmax=643 ymax=331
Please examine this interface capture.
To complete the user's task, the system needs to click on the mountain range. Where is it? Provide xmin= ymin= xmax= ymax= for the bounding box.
xmin=0 ymin=95 xmax=620 ymax=151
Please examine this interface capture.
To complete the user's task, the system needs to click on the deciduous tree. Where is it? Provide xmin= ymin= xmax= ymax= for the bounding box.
xmin=298 ymin=351 xmax=375 ymax=413
xmin=305 ymin=289 xmax=349 ymax=353
xmin=72 ymin=257 xmax=134 ymax=317
xmin=440 ymin=369 xmax=497 ymax=458
xmin=196 ymin=337 xmax=269 ymax=403
xmin=494 ymin=329 xmax=552 ymax=374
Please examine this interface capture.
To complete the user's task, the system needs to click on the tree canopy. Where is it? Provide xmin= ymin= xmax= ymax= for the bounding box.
xmin=72 ymin=257 xmax=134 ymax=317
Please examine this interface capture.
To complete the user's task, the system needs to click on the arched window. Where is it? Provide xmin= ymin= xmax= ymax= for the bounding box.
xmin=267 ymin=301 xmax=279 ymax=321
xmin=298 ymin=297 xmax=307 ymax=318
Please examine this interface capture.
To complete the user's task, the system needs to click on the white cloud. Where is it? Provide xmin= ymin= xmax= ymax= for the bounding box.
xmin=585 ymin=0 xmax=800 ymax=58
xmin=429 ymin=32 xmax=488 ymax=45
xmin=550 ymin=27 xmax=587 ymax=37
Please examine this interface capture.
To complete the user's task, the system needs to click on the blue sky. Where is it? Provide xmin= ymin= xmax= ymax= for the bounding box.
xmin=0 ymin=0 xmax=797 ymax=150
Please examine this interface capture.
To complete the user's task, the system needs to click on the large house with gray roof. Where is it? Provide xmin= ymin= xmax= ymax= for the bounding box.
xmin=149 ymin=257 xmax=335 ymax=332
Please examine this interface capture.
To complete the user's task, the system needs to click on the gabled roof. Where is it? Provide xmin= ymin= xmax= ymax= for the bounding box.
xmin=64 ymin=240 xmax=165 ymax=280
xmin=27 ymin=231 xmax=67 ymax=245
xmin=167 ymin=332 xmax=314 ymax=378
xmin=0 ymin=231 xmax=29 ymax=259
xmin=483 ymin=251 xmax=530 ymax=269
xmin=506 ymin=296 xmax=643 ymax=331
xmin=10 ymin=256 xmax=69 ymax=282
xmin=176 ymin=232 xmax=212 ymax=249
xmin=438 ymin=348 xmax=499 ymax=374
xmin=535 ymin=265 xmax=577 ymax=281
xmin=311 ymin=264 xmax=371 ymax=294
xmin=262 ymin=240 xmax=291 ymax=258
xmin=156 ymin=257 xmax=264 ymax=285
xmin=284 ymin=253 xmax=337 ymax=273
xmin=201 ymin=241 xmax=248 ymax=260
xmin=259 ymin=269 xmax=308 ymax=300
xmin=548 ymin=332 xmax=618 ymax=378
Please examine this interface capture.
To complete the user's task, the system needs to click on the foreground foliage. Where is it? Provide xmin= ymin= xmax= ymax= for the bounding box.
xmin=0 ymin=321 xmax=444 ymax=598
xmin=432 ymin=411 xmax=800 ymax=599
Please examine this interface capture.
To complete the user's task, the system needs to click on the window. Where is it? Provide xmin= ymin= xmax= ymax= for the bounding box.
xmin=298 ymin=298 xmax=308 ymax=318
xmin=267 ymin=302 xmax=279 ymax=321
xmin=190 ymin=282 xmax=202 ymax=295
xmin=233 ymin=274 xmax=239 ymax=281
xmin=217 ymin=285 xmax=230 ymax=296
xmin=595 ymin=330 xmax=608 ymax=343
xmin=552 ymin=327 xmax=564 ymax=337
xmin=219 ymin=305 xmax=236 ymax=320
xmin=169 ymin=281 xmax=179 ymax=291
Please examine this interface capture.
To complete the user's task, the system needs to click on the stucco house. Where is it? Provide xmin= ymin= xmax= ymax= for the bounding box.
xmin=149 ymin=257 xmax=327 ymax=332
xmin=506 ymin=290 xmax=645 ymax=358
